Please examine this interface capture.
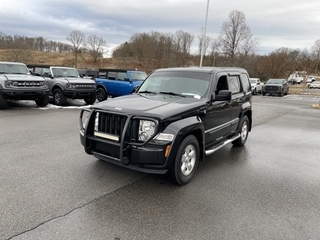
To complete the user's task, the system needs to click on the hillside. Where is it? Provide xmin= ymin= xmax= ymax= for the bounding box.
xmin=0 ymin=50 xmax=152 ymax=72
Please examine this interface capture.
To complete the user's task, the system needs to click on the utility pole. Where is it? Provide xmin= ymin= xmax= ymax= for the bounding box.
xmin=200 ymin=0 xmax=210 ymax=67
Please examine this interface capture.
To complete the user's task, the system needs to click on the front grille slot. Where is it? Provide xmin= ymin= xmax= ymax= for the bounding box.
xmin=98 ymin=112 xmax=127 ymax=139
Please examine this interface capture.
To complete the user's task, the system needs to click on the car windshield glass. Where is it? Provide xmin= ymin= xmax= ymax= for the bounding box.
xmin=267 ymin=79 xmax=283 ymax=84
xmin=0 ymin=63 xmax=29 ymax=74
xmin=52 ymin=68 xmax=79 ymax=78
xmin=129 ymin=71 xmax=148 ymax=81
xmin=250 ymin=80 xmax=257 ymax=84
xmin=138 ymin=71 xmax=210 ymax=99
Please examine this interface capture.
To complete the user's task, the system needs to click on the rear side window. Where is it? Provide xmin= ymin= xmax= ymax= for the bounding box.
xmin=240 ymin=73 xmax=251 ymax=93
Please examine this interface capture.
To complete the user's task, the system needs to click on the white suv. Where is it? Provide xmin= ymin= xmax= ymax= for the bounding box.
xmin=250 ymin=78 xmax=263 ymax=95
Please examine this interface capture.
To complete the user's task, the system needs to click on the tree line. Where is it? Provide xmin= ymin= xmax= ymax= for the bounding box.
xmin=1 ymin=10 xmax=320 ymax=80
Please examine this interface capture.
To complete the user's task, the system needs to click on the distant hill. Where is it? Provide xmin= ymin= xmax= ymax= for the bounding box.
xmin=0 ymin=49 xmax=149 ymax=72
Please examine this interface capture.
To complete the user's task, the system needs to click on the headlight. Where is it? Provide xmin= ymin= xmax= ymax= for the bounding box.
xmin=5 ymin=81 xmax=13 ymax=87
xmin=139 ymin=120 xmax=156 ymax=141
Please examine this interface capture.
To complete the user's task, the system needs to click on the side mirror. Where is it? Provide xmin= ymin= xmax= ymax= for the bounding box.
xmin=214 ymin=90 xmax=232 ymax=101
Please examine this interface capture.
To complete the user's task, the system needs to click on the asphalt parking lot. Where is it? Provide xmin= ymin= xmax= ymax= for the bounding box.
xmin=1 ymin=94 xmax=320 ymax=240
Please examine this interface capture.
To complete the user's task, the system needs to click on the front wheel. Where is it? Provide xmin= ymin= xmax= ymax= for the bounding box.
xmin=97 ymin=88 xmax=107 ymax=102
xmin=53 ymin=89 xmax=67 ymax=106
xmin=171 ymin=135 xmax=199 ymax=185
xmin=84 ymin=94 xmax=96 ymax=105
xmin=0 ymin=93 xmax=8 ymax=109
xmin=232 ymin=115 xmax=249 ymax=147
xmin=35 ymin=95 xmax=49 ymax=107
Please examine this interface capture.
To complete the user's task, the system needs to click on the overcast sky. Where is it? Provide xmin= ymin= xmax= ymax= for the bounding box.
xmin=1 ymin=0 xmax=320 ymax=56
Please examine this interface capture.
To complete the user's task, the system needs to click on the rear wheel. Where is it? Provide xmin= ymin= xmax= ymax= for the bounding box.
xmin=0 ymin=93 xmax=8 ymax=109
xmin=53 ymin=89 xmax=67 ymax=106
xmin=35 ymin=95 xmax=49 ymax=107
xmin=97 ymin=88 xmax=107 ymax=102
xmin=232 ymin=115 xmax=249 ymax=147
xmin=171 ymin=135 xmax=199 ymax=185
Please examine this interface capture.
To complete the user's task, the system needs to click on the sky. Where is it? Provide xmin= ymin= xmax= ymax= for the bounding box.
xmin=1 ymin=0 xmax=320 ymax=57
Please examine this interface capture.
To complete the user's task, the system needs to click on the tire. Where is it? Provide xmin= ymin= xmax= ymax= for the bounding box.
xmin=97 ymin=88 xmax=107 ymax=102
xmin=262 ymin=92 xmax=266 ymax=96
xmin=279 ymin=91 xmax=283 ymax=97
xmin=232 ymin=115 xmax=249 ymax=147
xmin=0 ymin=93 xmax=8 ymax=109
xmin=84 ymin=94 xmax=96 ymax=105
xmin=171 ymin=135 xmax=199 ymax=185
xmin=35 ymin=95 xmax=49 ymax=107
xmin=53 ymin=89 xmax=67 ymax=106
xmin=252 ymin=88 xmax=256 ymax=95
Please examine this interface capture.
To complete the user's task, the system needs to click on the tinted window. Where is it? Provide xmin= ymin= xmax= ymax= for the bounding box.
xmin=117 ymin=72 xmax=128 ymax=81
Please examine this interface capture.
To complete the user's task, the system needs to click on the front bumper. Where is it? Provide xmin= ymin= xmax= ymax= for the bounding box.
xmin=1 ymin=88 xmax=49 ymax=100
xmin=64 ymin=89 xmax=96 ymax=99
xmin=80 ymin=130 xmax=170 ymax=174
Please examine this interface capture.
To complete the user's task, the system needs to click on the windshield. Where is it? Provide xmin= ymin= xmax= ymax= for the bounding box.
xmin=129 ymin=71 xmax=147 ymax=81
xmin=267 ymin=79 xmax=284 ymax=84
xmin=0 ymin=63 xmax=29 ymax=74
xmin=138 ymin=71 xmax=210 ymax=99
xmin=52 ymin=67 xmax=80 ymax=78
xmin=250 ymin=80 xmax=257 ymax=84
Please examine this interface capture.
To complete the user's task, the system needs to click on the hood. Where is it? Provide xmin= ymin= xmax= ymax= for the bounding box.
xmin=2 ymin=74 xmax=45 ymax=81
xmin=265 ymin=84 xmax=282 ymax=87
xmin=92 ymin=93 xmax=206 ymax=120
xmin=56 ymin=77 xmax=95 ymax=84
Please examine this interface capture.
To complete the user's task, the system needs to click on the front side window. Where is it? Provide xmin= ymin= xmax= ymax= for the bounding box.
xmin=129 ymin=71 xmax=147 ymax=81
xmin=228 ymin=76 xmax=241 ymax=94
xmin=117 ymin=72 xmax=129 ymax=81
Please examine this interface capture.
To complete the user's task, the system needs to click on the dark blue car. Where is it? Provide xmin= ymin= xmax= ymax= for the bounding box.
xmin=95 ymin=69 xmax=147 ymax=101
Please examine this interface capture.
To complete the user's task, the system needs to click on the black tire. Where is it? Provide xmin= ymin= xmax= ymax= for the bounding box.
xmin=252 ymin=88 xmax=256 ymax=95
xmin=97 ymin=88 xmax=107 ymax=102
xmin=171 ymin=135 xmax=199 ymax=185
xmin=84 ymin=94 xmax=96 ymax=105
xmin=35 ymin=95 xmax=49 ymax=107
xmin=279 ymin=91 xmax=283 ymax=97
xmin=53 ymin=89 xmax=67 ymax=106
xmin=0 ymin=93 xmax=8 ymax=109
xmin=232 ymin=115 xmax=249 ymax=147
xmin=262 ymin=92 xmax=266 ymax=96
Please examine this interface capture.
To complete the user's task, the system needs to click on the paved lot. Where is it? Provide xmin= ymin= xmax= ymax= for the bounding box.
xmin=1 ymin=95 xmax=320 ymax=240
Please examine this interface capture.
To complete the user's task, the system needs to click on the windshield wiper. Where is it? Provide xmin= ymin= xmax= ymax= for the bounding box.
xmin=138 ymin=91 xmax=157 ymax=94
xmin=159 ymin=91 xmax=185 ymax=97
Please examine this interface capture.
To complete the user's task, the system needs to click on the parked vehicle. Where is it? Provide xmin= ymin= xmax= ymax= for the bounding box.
xmin=250 ymin=78 xmax=263 ymax=94
xmin=95 ymin=69 xmax=147 ymax=102
xmin=79 ymin=67 xmax=252 ymax=185
xmin=262 ymin=78 xmax=289 ymax=96
xmin=0 ymin=61 xmax=49 ymax=109
xmin=309 ymin=80 xmax=320 ymax=89
xmin=28 ymin=65 xmax=97 ymax=106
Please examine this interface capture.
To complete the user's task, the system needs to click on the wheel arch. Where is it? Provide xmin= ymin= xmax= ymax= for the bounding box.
xmin=164 ymin=116 xmax=205 ymax=168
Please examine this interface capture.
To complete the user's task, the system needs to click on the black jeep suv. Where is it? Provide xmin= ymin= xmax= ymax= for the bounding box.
xmin=79 ymin=67 xmax=252 ymax=185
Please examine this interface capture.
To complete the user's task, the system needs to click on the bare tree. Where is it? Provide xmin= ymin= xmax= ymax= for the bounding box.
xmin=312 ymin=39 xmax=320 ymax=74
xmin=66 ymin=30 xmax=86 ymax=68
xmin=218 ymin=10 xmax=256 ymax=66
xmin=86 ymin=35 xmax=106 ymax=62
